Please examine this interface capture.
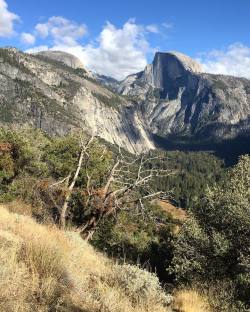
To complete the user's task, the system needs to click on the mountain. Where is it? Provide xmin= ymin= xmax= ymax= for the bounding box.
xmin=0 ymin=47 xmax=250 ymax=159
xmin=92 ymin=73 xmax=120 ymax=92
xmin=119 ymin=51 xmax=250 ymax=144
xmin=0 ymin=47 xmax=154 ymax=154
xmin=35 ymin=50 xmax=86 ymax=69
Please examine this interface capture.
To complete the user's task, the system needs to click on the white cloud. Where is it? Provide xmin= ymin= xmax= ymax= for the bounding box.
xmin=0 ymin=0 xmax=19 ymax=37
xmin=146 ymin=24 xmax=159 ymax=33
xmin=35 ymin=23 xmax=49 ymax=39
xmin=35 ymin=16 xmax=87 ymax=46
xmin=80 ymin=20 xmax=152 ymax=79
xmin=198 ymin=43 xmax=250 ymax=79
xmin=21 ymin=32 xmax=36 ymax=45
xmin=26 ymin=45 xmax=49 ymax=53
xmin=28 ymin=19 xmax=163 ymax=80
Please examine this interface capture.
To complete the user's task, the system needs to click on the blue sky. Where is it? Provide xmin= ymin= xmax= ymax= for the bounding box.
xmin=1 ymin=0 xmax=250 ymax=79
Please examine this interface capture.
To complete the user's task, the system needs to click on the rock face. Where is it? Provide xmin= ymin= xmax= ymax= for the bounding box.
xmin=119 ymin=52 xmax=250 ymax=141
xmin=35 ymin=50 xmax=85 ymax=69
xmin=90 ymin=73 xmax=120 ymax=92
xmin=1 ymin=48 xmax=249 ymax=155
xmin=0 ymin=48 xmax=154 ymax=154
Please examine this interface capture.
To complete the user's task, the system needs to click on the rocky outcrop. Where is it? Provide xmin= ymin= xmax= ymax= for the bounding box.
xmin=35 ymin=50 xmax=85 ymax=69
xmin=0 ymin=48 xmax=154 ymax=154
xmin=119 ymin=52 xmax=250 ymax=141
xmin=92 ymin=73 xmax=120 ymax=92
xmin=1 ymin=48 xmax=249 ymax=154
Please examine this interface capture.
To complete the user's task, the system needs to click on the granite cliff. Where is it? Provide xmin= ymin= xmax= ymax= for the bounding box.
xmin=0 ymin=48 xmax=154 ymax=154
xmin=119 ymin=51 xmax=250 ymax=142
xmin=0 ymin=48 xmax=250 ymax=156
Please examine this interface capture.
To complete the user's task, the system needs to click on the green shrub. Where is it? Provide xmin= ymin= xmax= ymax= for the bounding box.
xmin=92 ymin=203 xmax=176 ymax=282
xmin=110 ymin=263 xmax=172 ymax=306
xmin=172 ymin=155 xmax=250 ymax=310
xmin=0 ymin=127 xmax=49 ymax=177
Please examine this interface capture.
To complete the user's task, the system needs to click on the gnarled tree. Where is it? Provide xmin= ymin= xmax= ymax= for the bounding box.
xmin=46 ymin=134 xmax=173 ymax=240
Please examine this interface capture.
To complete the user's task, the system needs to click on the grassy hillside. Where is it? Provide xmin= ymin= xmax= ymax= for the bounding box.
xmin=1 ymin=126 xmax=248 ymax=311
xmin=0 ymin=204 xmax=212 ymax=312
xmin=0 ymin=204 xmax=173 ymax=312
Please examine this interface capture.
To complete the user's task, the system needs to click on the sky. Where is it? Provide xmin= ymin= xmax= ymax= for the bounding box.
xmin=1 ymin=0 xmax=250 ymax=80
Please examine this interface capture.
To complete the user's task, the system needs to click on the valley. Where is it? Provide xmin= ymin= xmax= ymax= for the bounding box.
xmin=0 ymin=46 xmax=249 ymax=312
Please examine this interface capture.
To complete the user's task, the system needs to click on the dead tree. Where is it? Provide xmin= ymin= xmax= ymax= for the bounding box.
xmin=48 ymin=134 xmax=173 ymax=238
xmin=77 ymin=149 xmax=173 ymax=240
xmin=48 ymin=133 xmax=95 ymax=228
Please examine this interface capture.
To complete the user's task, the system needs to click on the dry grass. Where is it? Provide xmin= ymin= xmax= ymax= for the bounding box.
xmin=0 ymin=205 xmax=172 ymax=312
xmin=155 ymin=200 xmax=187 ymax=223
xmin=172 ymin=289 xmax=212 ymax=312
xmin=4 ymin=199 xmax=33 ymax=217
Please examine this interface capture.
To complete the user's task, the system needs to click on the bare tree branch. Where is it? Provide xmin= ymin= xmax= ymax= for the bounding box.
xmin=60 ymin=133 xmax=95 ymax=228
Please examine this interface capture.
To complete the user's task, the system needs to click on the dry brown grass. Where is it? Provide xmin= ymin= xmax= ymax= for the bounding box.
xmin=155 ymin=200 xmax=187 ymax=223
xmin=4 ymin=199 xmax=33 ymax=217
xmin=0 ymin=205 xmax=172 ymax=312
xmin=172 ymin=289 xmax=212 ymax=312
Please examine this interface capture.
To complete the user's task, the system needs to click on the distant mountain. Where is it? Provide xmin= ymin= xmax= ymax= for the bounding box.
xmin=35 ymin=50 xmax=86 ymax=69
xmin=92 ymin=73 xmax=120 ymax=92
xmin=119 ymin=51 xmax=250 ymax=143
xmin=0 ymin=47 xmax=249 ymax=160
xmin=0 ymin=48 xmax=154 ymax=154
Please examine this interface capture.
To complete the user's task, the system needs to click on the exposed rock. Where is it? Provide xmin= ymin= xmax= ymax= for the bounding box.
xmin=119 ymin=51 xmax=250 ymax=141
xmin=35 ymin=50 xmax=85 ymax=69
xmin=1 ymin=48 xmax=249 ymax=155
xmin=0 ymin=47 xmax=154 ymax=154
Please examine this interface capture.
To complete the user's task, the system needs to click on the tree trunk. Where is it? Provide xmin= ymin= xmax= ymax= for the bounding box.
xmin=60 ymin=148 xmax=85 ymax=228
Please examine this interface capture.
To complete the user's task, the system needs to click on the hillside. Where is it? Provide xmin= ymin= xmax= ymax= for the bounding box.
xmin=0 ymin=204 xmax=173 ymax=312
xmin=1 ymin=48 xmax=250 ymax=160
xmin=0 ymin=125 xmax=249 ymax=311
xmin=0 ymin=47 xmax=154 ymax=154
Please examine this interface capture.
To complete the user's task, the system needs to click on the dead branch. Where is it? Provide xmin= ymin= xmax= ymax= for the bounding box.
xmin=60 ymin=133 xmax=95 ymax=228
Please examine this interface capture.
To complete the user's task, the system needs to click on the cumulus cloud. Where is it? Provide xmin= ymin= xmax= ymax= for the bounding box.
xmin=26 ymin=45 xmax=49 ymax=53
xmin=198 ymin=43 xmax=250 ymax=79
xmin=21 ymin=32 xmax=36 ymax=45
xmin=0 ymin=0 xmax=19 ymax=37
xmin=79 ymin=20 xmax=152 ymax=79
xmin=35 ymin=16 xmax=87 ymax=46
xmin=146 ymin=24 xmax=159 ymax=33
xmin=28 ymin=19 xmax=165 ymax=80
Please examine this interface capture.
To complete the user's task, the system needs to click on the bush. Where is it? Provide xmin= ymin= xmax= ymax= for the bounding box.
xmin=110 ymin=263 xmax=172 ymax=306
xmin=0 ymin=126 xmax=49 ymax=177
xmin=92 ymin=203 xmax=176 ymax=282
xmin=172 ymin=155 xmax=250 ymax=310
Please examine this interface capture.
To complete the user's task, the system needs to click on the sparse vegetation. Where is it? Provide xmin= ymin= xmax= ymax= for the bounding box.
xmin=0 ymin=125 xmax=249 ymax=311
xmin=172 ymin=155 xmax=250 ymax=311
xmin=0 ymin=205 xmax=172 ymax=312
xmin=92 ymin=91 xmax=124 ymax=109
xmin=0 ymin=48 xmax=31 ymax=75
